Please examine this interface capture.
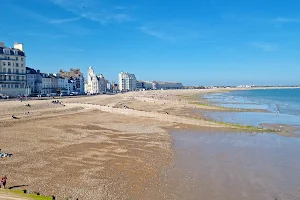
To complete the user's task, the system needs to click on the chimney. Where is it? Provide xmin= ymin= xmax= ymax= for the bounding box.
xmin=14 ymin=42 xmax=24 ymax=51
xmin=37 ymin=70 xmax=40 ymax=74
xmin=0 ymin=42 xmax=4 ymax=48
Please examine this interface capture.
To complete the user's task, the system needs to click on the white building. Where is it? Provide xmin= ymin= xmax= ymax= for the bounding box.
xmin=41 ymin=74 xmax=52 ymax=95
xmin=85 ymin=66 xmax=110 ymax=94
xmin=57 ymin=76 xmax=69 ymax=95
xmin=0 ymin=42 xmax=27 ymax=97
xmin=118 ymin=72 xmax=137 ymax=91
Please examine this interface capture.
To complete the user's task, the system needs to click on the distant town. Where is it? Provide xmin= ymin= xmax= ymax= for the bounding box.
xmin=0 ymin=41 xmax=183 ymax=98
xmin=0 ymin=41 xmax=299 ymax=98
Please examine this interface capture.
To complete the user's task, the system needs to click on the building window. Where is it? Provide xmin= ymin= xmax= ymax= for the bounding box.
xmin=3 ymin=62 xmax=5 ymax=66
xmin=8 ymin=76 xmax=11 ymax=80
xmin=2 ymin=84 xmax=6 ymax=88
xmin=16 ymin=57 xmax=18 ymax=61
xmin=8 ymin=69 xmax=11 ymax=73
xmin=21 ymin=57 xmax=23 ymax=61
xmin=15 ymin=84 xmax=19 ymax=88
xmin=7 ymin=84 xmax=10 ymax=88
xmin=21 ymin=70 xmax=23 ymax=73
xmin=21 ymin=64 xmax=23 ymax=67
xmin=3 ymin=68 xmax=6 ymax=72
xmin=16 ymin=69 xmax=19 ymax=73
xmin=16 ymin=63 xmax=19 ymax=67
xmin=16 ymin=76 xmax=19 ymax=80
xmin=8 ymin=62 xmax=11 ymax=66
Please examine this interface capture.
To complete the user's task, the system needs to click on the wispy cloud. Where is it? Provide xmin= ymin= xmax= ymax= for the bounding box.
xmin=273 ymin=17 xmax=300 ymax=23
xmin=138 ymin=26 xmax=166 ymax=40
xmin=49 ymin=17 xmax=81 ymax=24
xmin=6 ymin=2 xmax=93 ymax=36
xmin=138 ymin=22 xmax=202 ymax=42
xmin=251 ymin=42 xmax=278 ymax=51
xmin=49 ymin=0 xmax=132 ymax=25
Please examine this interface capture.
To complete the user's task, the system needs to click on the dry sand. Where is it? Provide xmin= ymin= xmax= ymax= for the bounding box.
xmin=0 ymin=89 xmax=232 ymax=199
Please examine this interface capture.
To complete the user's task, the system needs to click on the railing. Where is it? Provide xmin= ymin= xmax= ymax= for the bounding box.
xmin=0 ymin=58 xmax=12 ymax=60
xmin=0 ymin=56 xmax=25 ymax=60
xmin=0 ymin=72 xmax=26 ymax=75
xmin=0 ymin=79 xmax=26 ymax=82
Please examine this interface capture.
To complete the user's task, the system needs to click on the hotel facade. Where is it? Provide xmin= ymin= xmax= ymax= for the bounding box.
xmin=0 ymin=42 xmax=27 ymax=97
xmin=85 ymin=66 xmax=110 ymax=94
xmin=118 ymin=72 xmax=137 ymax=91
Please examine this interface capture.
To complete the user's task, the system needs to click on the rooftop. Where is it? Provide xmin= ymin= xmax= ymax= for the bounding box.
xmin=0 ymin=42 xmax=25 ymax=56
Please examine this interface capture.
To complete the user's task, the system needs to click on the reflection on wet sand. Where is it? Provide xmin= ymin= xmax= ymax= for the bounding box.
xmin=144 ymin=129 xmax=300 ymax=200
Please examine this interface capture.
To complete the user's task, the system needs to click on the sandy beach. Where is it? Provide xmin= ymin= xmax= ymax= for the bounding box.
xmin=0 ymin=88 xmax=298 ymax=199
xmin=0 ymin=89 xmax=229 ymax=199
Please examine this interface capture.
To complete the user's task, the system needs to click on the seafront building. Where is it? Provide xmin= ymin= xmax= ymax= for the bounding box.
xmin=136 ymin=80 xmax=183 ymax=90
xmin=136 ymin=81 xmax=153 ymax=90
xmin=85 ymin=66 xmax=110 ymax=94
xmin=26 ymin=67 xmax=82 ymax=96
xmin=118 ymin=72 xmax=137 ymax=91
xmin=0 ymin=42 xmax=27 ymax=97
xmin=1 ymin=41 xmax=182 ymax=96
xmin=57 ymin=68 xmax=85 ymax=94
xmin=41 ymin=73 xmax=58 ymax=95
xmin=152 ymin=81 xmax=183 ymax=90
xmin=26 ymin=67 xmax=42 ymax=94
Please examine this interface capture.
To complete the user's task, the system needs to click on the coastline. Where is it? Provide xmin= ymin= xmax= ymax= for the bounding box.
xmin=0 ymin=88 xmax=295 ymax=199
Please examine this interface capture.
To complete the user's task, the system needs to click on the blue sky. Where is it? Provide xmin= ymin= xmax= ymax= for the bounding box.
xmin=1 ymin=0 xmax=300 ymax=86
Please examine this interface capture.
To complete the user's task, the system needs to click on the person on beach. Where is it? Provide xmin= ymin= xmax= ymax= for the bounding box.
xmin=1 ymin=176 xmax=7 ymax=189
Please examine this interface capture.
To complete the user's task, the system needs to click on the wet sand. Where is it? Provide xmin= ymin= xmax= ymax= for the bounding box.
xmin=144 ymin=128 xmax=300 ymax=200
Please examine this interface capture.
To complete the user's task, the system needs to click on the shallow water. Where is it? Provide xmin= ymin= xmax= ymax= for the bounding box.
xmin=143 ymin=130 xmax=300 ymax=200
xmin=204 ymin=89 xmax=300 ymax=133
xmin=205 ymin=88 xmax=300 ymax=115
xmin=218 ymin=103 xmax=269 ymax=110
xmin=203 ymin=111 xmax=300 ymax=127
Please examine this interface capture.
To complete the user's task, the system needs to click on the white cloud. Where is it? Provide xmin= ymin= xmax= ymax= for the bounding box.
xmin=49 ymin=0 xmax=132 ymax=25
xmin=49 ymin=17 xmax=81 ymax=24
xmin=251 ymin=43 xmax=278 ymax=51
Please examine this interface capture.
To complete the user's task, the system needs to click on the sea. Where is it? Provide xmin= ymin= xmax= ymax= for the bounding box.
xmin=203 ymin=88 xmax=300 ymax=133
